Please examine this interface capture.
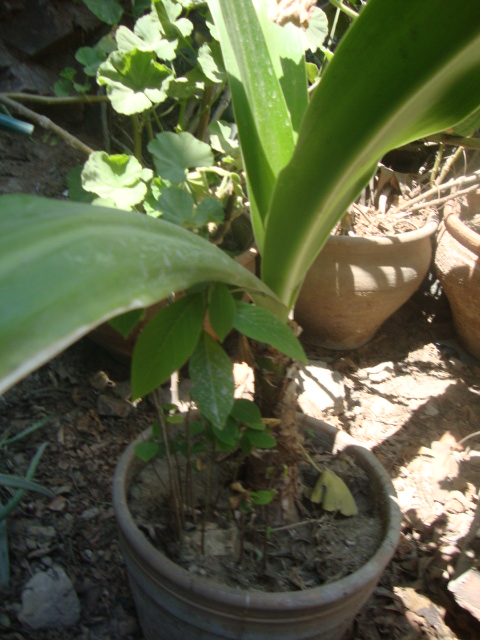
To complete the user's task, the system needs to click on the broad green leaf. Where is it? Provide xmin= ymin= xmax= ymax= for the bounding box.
xmin=135 ymin=441 xmax=164 ymax=462
xmin=0 ymin=195 xmax=279 ymax=395
xmin=132 ymin=294 xmax=205 ymax=398
xmin=208 ymin=120 xmax=240 ymax=159
xmin=195 ymin=198 xmax=224 ymax=225
xmin=208 ymin=0 xmax=306 ymax=249
xmin=108 ymin=308 xmax=145 ymax=337
xmin=153 ymin=0 xmax=194 ymax=40
xmin=67 ymin=166 xmax=95 ymax=203
xmin=167 ymin=69 xmax=205 ymax=100
xmin=261 ymin=0 xmax=480 ymax=308
xmin=148 ymin=131 xmax=214 ymax=183
xmin=76 ymin=46 xmax=109 ymax=76
xmin=230 ymin=398 xmax=264 ymax=430
xmin=245 ymin=428 xmax=276 ymax=449
xmin=208 ymin=283 xmax=236 ymax=342
xmin=156 ymin=187 xmax=195 ymax=226
xmin=116 ymin=12 xmax=178 ymax=61
xmin=233 ymin=301 xmax=307 ymax=363
xmin=451 ymin=105 xmax=480 ymax=137
xmin=212 ymin=416 xmax=239 ymax=446
xmin=189 ymin=332 xmax=234 ymax=429
xmin=310 ymin=468 xmax=358 ymax=517
xmin=197 ymin=41 xmax=225 ymax=83
xmin=97 ymin=49 xmax=171 ymax=114
xmin=189 ymin=420 xmax=206 ymax=436
xmin=83 ymin=0 xmax=123 ymax=24
xmin=82 ymin=152 xmax=152 ymax=208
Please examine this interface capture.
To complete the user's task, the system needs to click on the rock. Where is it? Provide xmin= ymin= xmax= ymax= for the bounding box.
xmin=97 ymin=394 xmax=132 ymax=417
xmin=18 ymin=566 xmax=80 ymax=629
xmin=297 ymin=360 xmax=345 ymax=417
xmin=449 ymin=568 xmax=480 ymax=622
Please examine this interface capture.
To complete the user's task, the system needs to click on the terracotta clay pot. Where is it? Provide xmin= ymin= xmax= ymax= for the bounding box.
xmin=89 ymin=247 xmax=257 ymax=361
xmin=434 ymin=200 xmax=480 ymax=359
xmin=112 ymin=414 xmax=401 ymax=640
xmin=294 ymin=219 xmax=438 ymax=350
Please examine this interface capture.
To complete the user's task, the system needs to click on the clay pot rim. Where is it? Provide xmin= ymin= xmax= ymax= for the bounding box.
xmin=326 ymin=218 xmax=438 ymax=247
xmin=113 ymin=413 xmax=401 ymax=613
xmin=443 ymin=201 xmax=480 ymax=256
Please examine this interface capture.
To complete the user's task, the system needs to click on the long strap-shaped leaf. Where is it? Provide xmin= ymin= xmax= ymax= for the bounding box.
xmin=208 ymin=0 xmax=307 ymax=250
xmin=261 ymin=0 xmax=480 ymax=308
xmin=0 ymin=195 xmax=278 ymax=395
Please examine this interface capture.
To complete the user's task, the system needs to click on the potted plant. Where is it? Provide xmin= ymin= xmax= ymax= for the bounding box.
xmin=1 ymin=0 xmax=480 ymax=637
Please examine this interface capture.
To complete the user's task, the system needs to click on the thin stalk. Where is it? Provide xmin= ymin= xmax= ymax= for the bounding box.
xmin=1 ymin=93 xmax=109 ymax=105
xmin=184 ymin=411 xmax=195 ymax=523
xmin=152 ymin=107 xmax=164 ymax=132
xmin=430 ymin=143 xmax=444 ymax=185
xmin=0 ymin=518 xmax=9 ymax=589
xmin=131 ymin=114 xmax=143 ymax=163
xmin=328 ymin=0 xmax=359 ymax=20
xmin=0 ymin=95 xmax=94 ymax=156
xmin=145 ymin=112 xmax=154 ymax=142
xmin=262 ymin=506 xmax=270 ymax=573
xmin=437 ymin=146 xmax=465 ymax=185
xmin=393 ymin=168 xmax=480 ymax=214
xmin=425 ymin=133 xmax=480 ymax=151
xmin=201 ymin=440 xmax=215 ymax=555
xmin=151 ymin=393 xmax=183 ymax=539
xmin=402 ymin=181 xmax=480 ymax=214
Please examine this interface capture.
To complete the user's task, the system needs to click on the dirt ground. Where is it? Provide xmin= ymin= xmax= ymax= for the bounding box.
xmin=1 ymin=4 xmax=480 ymax=638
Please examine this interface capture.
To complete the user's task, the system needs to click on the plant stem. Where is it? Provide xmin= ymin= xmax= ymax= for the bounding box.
xmin=430 ymin=143 xmax=444 ymax=185
xmin=131 ymin=114 xmax=143 ymax=163
xmin=328 ymin=0 xmax=359 ymax=20
xmin=201 ymin=441 xmax=215 ymax=555
xmin=1 ymin=93 xmax=109 ymax=105
xmin=437 ymin=146 xmax=465 ymax=185
xmin=151 ymin=392 xmax=183 ymax=540
xmin=425 ymin=133 xmax=480 ymax=150
xmin=0 ymin=95 xmax=94 ymax=156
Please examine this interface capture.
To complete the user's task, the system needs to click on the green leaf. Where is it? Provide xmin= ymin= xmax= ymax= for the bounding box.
xmin=189 ymin=332 xmax=234 ymax=429
xmin=148 ymin=131 xmax=214 ymax=183
xmin=212 ymin=415 xmax=238 ymax=446
xmin=97 ymin=49 xmax=171 ymax=115
xmin=189 ymin=420 xmax=206 ymax=436
xmin=167 ymin=70 xmax=205 ymax=100
xmin=135 ymin=441 xmax=163 ymax=462
xmin=197 ymin=41 xmax=225 ymax=83
xmin=208 ymin=120 xmax=240 ymax=159
xmin=132 ymin=293 xmax=206 ymax=399
xmin=233 ymin=301 xmax=307 ymax=363
xmin=0 ymin=473 xmax=54 ymax=497
xmin=301 ymin=7 xmax=329 ymax=53
xmin=195 ymin=198 xmax=224 ymax=225
xmin=82 ymin=152 xmax=152 ymax=208
xmin=156 ymin=187 xmax=195 ymax=226
xmin=230 ymin=398 xmax=264 ymax=430
xmin=250 ymin=489 xmax=276 ymax=505
xmin=53 ymin=79 xmax=73 ymax=97
xmin=310 ymin=468 xmax=358 ymax=517
xmin=208 ymin=283 xmax=235 ymax=342
xmin=0 ymin=195 xmax=279 ymax=396
xmin=260 ymin=0 xmax=480 ymax=308
xmin=153 ymin=0 xmax=193 ymax=40
xmin=83 ymin=0 xmax=123 ymax=24
xmin=108 ymin=308 xmax=145 ymax=337
xmin=75 ymin=46 xmax=108 ymax=76
xmin=245 ymin=429 xmax=276 ymax=449
xmin=116 ymin=12 xmax=178 ymax=61
xmin=67 ymin=166 xmax=95 ymax=203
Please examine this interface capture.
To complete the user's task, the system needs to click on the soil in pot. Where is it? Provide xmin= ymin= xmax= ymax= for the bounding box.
xmin=114 ymin=414 xmax=400 ymax=640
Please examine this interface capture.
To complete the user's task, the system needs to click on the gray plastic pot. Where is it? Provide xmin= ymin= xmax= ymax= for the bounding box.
xmin=112 ymin=414 xmax=401 ymax=640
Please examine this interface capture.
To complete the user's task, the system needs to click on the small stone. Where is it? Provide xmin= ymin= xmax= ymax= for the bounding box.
xmin=423 ymin=401 xmax=439 ymax=417
xmin=97 ymin=394 xmax=132 ymax=417
xmin=89 ymin=370 xmax=113 ymax=391
xmin=18 ymin=567 xmax=80 ymax=629
xmin=364 ymin=361 xmax=394 ymax=383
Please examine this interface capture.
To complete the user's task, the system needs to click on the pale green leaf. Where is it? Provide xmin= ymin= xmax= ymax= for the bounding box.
xmin=81 ymin=152 xmax=151 ymax=208
xmin=189 ymin=332 xmax=234 ymax=429
xmin=197 ymin=41 xmax=225 ymax=83
xmin=134 ymin=441 xmax=163 ymax=462
xmin=156 ymin=187 xmax=195 ymax=226
xmin=245 ymin=429 xmax=276 ymax=449
xmin=97 ymin=49 xmax=171 ymax=114
xmin=132 ymin=293 xmax=205 ymax=399
xmin=148 ymin=131 xmax=214 ymax=183
xmin=233 ymin=301 xmax=307 ymax=363
xmin=195 ymin=197 xmax=224 ymax=225
xmin=116 ymin=12 xmax=178 ymax=61
xmin=250 ymin=489 xmax=276 ymax=505
xmin=301 ymin=7 xmax=329 ymax=53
